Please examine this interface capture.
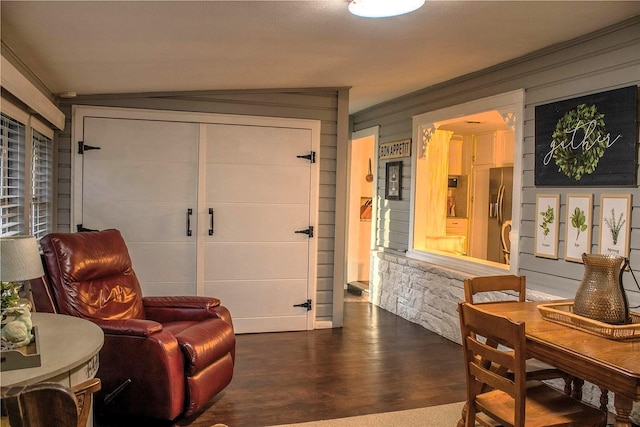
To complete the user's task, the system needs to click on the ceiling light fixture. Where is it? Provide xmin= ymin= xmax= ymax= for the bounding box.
xmin=348 ymin=0 xmax=425 ymax=18
xmin=58 ymin=91 xmax=77 ymax=99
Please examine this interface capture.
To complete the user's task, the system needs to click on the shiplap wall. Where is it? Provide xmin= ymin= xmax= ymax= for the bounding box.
xmin=352 ymin=17 xmax=640 ymax=303
xmin=55 ymin=88 xmax=349 ymax=323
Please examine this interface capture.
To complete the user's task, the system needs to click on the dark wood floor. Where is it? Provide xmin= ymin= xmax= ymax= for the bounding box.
xmin=96 ymin=299 xmax=466 ymax=427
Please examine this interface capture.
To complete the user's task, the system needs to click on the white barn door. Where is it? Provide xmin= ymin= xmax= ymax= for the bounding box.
xmin=202 ymin=124 xmax=318 ymax=333
xmin=79 ymin=116 xmax=199 ymax=295
xmin=73 ymin=107 xmax=319 ymax=333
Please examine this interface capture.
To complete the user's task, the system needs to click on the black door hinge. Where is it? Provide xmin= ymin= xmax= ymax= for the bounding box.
xmin=293 ymin=299 xmax=312 ymax=311
xmin=295 ymin=226 xmax=314 ymax=238
xmin=78 ymin=141 xmax=102 ymax=154
xmin=296 ymin=151 xmax=316 ymax=163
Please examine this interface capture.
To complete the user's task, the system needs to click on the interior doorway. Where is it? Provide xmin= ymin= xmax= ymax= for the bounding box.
xmin=346 ymin=127 xmax=378 ymax=302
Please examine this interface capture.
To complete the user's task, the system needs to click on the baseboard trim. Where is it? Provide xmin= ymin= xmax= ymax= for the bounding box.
xmin=314 ymin=320 xmax=333 ymax=329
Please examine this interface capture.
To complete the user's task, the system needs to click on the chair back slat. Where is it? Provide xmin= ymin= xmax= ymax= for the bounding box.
xmin=466 ymin=337 xmax=516 ymax=378
xmin=468 ymin=355 xmax=517 ymax=398
xmin=464 ymin=275 xmax=526 ymax=304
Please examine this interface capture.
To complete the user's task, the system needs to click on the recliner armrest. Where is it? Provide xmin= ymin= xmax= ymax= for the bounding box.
xmin=143 ymin=296 xmax=220 ymax=309
xmin=93 ymin=318 xmax=163 ymax=337
xmin=142 ymin=296 xmax=225 ymax=323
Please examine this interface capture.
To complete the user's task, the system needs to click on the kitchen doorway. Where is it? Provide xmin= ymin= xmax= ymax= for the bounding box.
xmin=346 ymin=127 xmax=379 ymax=303
xmin=411 ymin=89 xmax=524 ymax=272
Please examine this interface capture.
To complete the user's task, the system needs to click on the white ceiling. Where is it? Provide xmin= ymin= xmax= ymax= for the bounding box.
xmin=2 ymin=1 xmax=639 ymax=114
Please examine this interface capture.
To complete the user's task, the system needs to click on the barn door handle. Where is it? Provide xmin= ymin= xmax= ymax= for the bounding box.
xmin=209 ymin=208 xmax=214 ymax=235
xmin=186 ymin=208 xmax=193 ymax=236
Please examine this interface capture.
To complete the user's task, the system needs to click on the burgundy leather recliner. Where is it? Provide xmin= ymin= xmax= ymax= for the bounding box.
xmin=32 ymin=229 xmax=235 ymax=421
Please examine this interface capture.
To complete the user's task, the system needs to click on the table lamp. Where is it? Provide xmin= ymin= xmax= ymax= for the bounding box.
xmin=1 ymin=235 xmax=44 ymax=315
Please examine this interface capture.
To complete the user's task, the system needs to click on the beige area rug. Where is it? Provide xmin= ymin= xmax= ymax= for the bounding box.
xmin=267 ymin=401 xmax=466 ymax=427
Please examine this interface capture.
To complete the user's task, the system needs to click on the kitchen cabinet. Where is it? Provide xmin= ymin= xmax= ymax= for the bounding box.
xmin=472 ymin=132 xmax=495 ymax=166
xmin=446 ymin=218 xmax=468 ymax=236
xmin=448 ymin=138 xmax=463 ymax=175
xmin=446 ymin=217 xmax=468 ymax=255
xmin=472 ymin=130 xmax=514 ymax=167
xmin=495 ymin=129 xmax=515 ymax=166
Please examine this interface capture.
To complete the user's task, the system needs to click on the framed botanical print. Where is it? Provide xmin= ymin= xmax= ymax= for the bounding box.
xmin=385 ymin=161 xmax=402 ymax=200
xmin=535 ymin=194 xmax=560 ymax=259
xmin=598 ymin=194 xmax=632 ymax=258
xmin=565 ymin=194 xmax=593 ymax=262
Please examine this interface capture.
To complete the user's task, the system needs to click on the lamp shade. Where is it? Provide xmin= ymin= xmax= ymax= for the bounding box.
xmin=348 ymin=0 xmax=425 ymax=18
xmin=0 ymin=236 xmax=44 ymax=282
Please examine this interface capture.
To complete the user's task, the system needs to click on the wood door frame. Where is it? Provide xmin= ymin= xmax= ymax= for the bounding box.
xmin=72 ymin=105 xmax=321 ymax=330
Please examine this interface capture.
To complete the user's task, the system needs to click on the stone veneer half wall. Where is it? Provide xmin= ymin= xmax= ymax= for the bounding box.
xmin=368 ymin=250 xmax=639 ymax=422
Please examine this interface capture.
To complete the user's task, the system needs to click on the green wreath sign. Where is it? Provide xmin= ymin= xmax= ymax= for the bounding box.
xmin=551 ymin=103 xmax=607 ymax=181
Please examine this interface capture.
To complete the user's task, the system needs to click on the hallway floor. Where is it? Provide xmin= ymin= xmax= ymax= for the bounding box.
xmin=345 ymin=281 xmax=369 ymax=302
xmin=344 ymin=286 xmax=369 ymax=303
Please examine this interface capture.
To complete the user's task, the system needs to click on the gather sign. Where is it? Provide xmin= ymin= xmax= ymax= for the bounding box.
xmin=534 ymin=86 xmax=637 ymax=186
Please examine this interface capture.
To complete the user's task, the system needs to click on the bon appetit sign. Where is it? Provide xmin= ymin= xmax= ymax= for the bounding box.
xmin=535 ymin=86 xmax=637 ymax=186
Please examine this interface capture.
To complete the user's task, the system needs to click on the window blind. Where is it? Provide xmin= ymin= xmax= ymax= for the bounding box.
xmin=0 ymin=113 xmax=25 ymax=236
xmin=31 ymin=129 xmax=53 ymax=240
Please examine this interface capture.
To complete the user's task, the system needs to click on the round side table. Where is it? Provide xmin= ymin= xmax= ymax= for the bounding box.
xmin=1 ymin=312 xmax=104 ymax=426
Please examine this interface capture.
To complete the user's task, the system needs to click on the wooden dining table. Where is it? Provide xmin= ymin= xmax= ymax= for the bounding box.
xmin=459 ymin=300 xmax=640 ymax=427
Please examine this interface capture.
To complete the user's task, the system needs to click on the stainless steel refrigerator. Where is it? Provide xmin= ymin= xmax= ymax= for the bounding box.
xmin=487 ymin=167 xmax=513 ymax=264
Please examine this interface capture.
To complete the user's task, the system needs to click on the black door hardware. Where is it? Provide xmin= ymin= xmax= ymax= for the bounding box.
xmin=295 ymin=226 xmax=314 ymax=238
xmin=186 ymin=208 xmax=193 ymax=236
xmin=209 ymin=208 xmax=214 ymax=236
xmin=296 ymin=151 xmax=316 ymax=163
xmin=293 ymin=299 xmax=312 ymax=311
xmin=76 ymin=224 xmax=99 ymax=232
xmin=78 ymin=141 xmax=102 ymax=154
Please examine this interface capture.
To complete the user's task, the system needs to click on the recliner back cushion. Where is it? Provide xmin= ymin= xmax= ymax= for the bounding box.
xmin=41 ymin=229 xmax=145 ymax=320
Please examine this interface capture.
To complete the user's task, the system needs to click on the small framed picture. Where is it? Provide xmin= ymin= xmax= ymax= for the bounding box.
xmin=598 ymin=194 xmax=632 ymax=258
xmin=385 ymin=161 xmax=402 ymax=200
xmin=565 ymin=194 xmax=593 ymax=263
xmin=535 ymin=194 xmax=560 ymax=259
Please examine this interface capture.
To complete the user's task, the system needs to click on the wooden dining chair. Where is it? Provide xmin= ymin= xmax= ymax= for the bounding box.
xmin=458 ymin=301 xmax=607 ymax=427
xmin=464 ymin=275 xmax=571 ymax=386
xmin=1 ymin=378 xmax=101 ymax=427
xmin=464 ymin=274 xmax=527 ymax=305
